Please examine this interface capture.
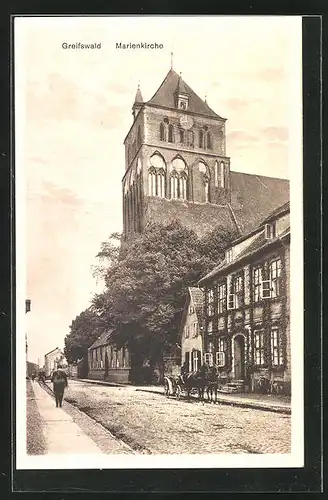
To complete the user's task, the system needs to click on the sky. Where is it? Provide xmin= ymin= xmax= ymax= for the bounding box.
xmin=15 ymin=16 xmax=302 ymax=365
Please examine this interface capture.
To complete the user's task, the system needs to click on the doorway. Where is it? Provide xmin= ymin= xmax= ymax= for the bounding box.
xmin=233 ymin=335 xmax=245 ymax=380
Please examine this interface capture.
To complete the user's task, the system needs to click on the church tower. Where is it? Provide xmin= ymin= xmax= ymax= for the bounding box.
xmin=122 ymin=68 xmax=234 ymax=238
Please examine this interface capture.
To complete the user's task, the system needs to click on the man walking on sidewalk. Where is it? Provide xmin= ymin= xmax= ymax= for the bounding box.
xmin=51 ymin=365 xmax=68 ymax=408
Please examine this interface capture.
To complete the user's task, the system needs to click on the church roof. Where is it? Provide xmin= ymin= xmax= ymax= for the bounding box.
xmin=147 ymin=69 xmax=223 ymax=119
xmin=230 ymin=172 xmax=290 ymax=235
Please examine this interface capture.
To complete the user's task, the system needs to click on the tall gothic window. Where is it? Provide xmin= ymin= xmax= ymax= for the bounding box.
xmin=215 ymin=160 xmax=219 ymax=187
xmin=170 ymin=172 xmax=179 ymax=199
xmin=204 ymin=176 xmax=210 ymax=203
xmin=179 ymin=173 xmax=187 ymax=200
xmin=168 ymin=124 xmax=174 ymax=143
xmin=207 ymin=132 xmax=212 ymax=149
xmin=149 ymin=153 xmax=167 ymax=198
xmin=159 ymin=122 xmax=165 ymax=141
xmin=199 ymin=130 xmax=204 ymax=148
xmin=157 ymin=168 xmax=165 ymax=198
xmin=171 ymin=157 xmax=188 ymax=200
xmin=137 ymin=126 xmax=141 ymax=146
xmin=220 ymin=161 xmax=225 ymax=188
xmin=179 ymin=129 xmax=185 ymax=144
xmin=187 ymin=130 xmax=194 ymax=147
xmin=148 ymin=167 xmax=156 ymax=196
xmin=198 ymin=161 xmax=210 ymax=203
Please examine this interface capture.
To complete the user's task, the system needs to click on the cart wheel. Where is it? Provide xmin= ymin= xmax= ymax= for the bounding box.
xmin=176 ymin=385 xmax=182 ymax=400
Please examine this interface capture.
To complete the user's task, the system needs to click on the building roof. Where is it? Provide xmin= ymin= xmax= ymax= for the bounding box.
xmin=260 ymin=201 xmax=290 ymax=225
xmin=88 ymin=328 xmax=115 ymax=350
xmin=230 ymin=172 xmax=290 ymax=235
xmin=147 ymin=69 xmax=223 ymax=119
xmin=199 ymin=225 xmax=290 ymax=285
xmin=188 ymin=287 xmax=204 ymax=320
xmin=44 ymin=347 xmax=60 ymax=357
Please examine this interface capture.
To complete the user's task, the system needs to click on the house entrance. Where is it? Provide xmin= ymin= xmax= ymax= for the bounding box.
xmin=233 ymin=334 xmax=245 ymax=380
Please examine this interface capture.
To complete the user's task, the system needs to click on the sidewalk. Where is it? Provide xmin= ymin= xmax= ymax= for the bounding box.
xmin=32 ymin=381 xmax=102 ymax=454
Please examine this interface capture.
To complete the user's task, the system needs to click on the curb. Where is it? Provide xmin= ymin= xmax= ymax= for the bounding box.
xmin=136 ymin=388 xmax=291 ymax=414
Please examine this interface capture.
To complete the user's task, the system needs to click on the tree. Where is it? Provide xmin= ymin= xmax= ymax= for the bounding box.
xmin=92 ymin=220 xmax=237 ymax=366
xmin=64 ymin=308 xmax=106 ymax=363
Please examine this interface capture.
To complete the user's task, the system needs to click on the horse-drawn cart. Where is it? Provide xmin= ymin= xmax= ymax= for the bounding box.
xmin=164 ymin=364 xmax=220 ymax=402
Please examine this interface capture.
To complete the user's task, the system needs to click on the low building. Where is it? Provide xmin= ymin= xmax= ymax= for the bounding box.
xmin=198 ymin=202 xmax=291 ymax=394
xmin=44 ymin=347 xmax=68 ymax=378
xmin=88 ymin=329 xmax=131 ymax=384
xmin=67 ymin=358 xmax=88 ymax=379
xmin=180 ymin=287 xmax=205 ymax=373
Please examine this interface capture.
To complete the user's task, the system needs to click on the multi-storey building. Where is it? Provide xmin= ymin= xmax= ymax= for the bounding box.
xmin=180 ymin=287 xmax=205 ymax=373
xmin=122 ymin=67 xmax=289 ymax=239
xmin=198 ymin=202 xmax=291 ymax=394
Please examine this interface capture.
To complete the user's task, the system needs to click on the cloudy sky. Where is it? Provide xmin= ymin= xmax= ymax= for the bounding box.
xmin=15 ymin=16 xmax=301 ymax=365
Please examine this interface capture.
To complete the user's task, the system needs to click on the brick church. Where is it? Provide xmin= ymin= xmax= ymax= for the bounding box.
xmin=122 ymin=67 xmax=289 ymax=240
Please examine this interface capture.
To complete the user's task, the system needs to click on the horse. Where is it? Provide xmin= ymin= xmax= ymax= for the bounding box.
xmin=206 ymin=365 xmax=219 ymax=403
xmin=175 ymin=367 xmax=208 ymax=402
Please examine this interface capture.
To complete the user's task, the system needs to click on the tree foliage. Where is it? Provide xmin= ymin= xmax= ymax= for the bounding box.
xmin=65 ymin=220 xmax=238 ymax=366
xmin=64 ymin=308 xmax=106 ymax=363
xmin=91 ymin=220 xmax=238 ymax=364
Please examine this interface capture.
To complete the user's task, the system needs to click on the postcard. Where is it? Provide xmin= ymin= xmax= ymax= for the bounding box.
xmin=15 ymin=15 xmax=303 ymax=470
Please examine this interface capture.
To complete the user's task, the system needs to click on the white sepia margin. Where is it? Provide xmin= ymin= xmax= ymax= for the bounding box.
xmin=14 ymin=15 xmax=304 ymax=470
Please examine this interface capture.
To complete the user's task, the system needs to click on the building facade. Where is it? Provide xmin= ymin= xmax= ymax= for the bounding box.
xmin=88 ymin=329 xmax=131 ymax=383
xmin=199 ymin=202 xmax=291 ymax=394
xmin=180 ymin=287 xmax=205 ymax=373
xmin=122 ymin=68 xmax=289 ymax=239
xmin=44 ymin=347 xmax=68 ymax=378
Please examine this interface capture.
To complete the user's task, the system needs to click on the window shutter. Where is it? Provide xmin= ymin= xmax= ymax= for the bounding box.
xmin=261 ymin=280 xmax=272 ymax=299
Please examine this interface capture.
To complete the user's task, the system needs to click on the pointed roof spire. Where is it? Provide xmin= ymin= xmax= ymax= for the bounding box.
xmin=170 ymin=51 xmax=174 ymax=69
xmin=204 ymin=93 xmax=207 ymax=103
xmin=134 ymin=82 xmax=143 ymax=104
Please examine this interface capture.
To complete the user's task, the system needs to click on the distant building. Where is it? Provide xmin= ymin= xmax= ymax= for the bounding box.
xmin=44 ymin=347 xmax=68 ymax=378
xmin=26 ymin=361 xmax=39 ymax=378
xmin=180 ymin=287 xmax=205 ymax=373
xmin=88 ymin=329 xmax=131 ymax=384
xmin=199 ymin=202 xmax=291 ymax=394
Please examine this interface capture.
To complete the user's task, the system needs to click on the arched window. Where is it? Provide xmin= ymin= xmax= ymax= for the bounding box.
xmin=207 ymin=132 xmax=212 ymax=149
xmin=199 ymin=130 xmax=204 ymax=148
xmin=171 ymin=157 xmax=188 ymax=200
xmin=215 ymin=161 xmax=219 ymax=187
xmin=170 ymin=172 xmax=179 ymax=199
xmin=179 ymin=129 xmax=185 ymax=144
xmin=159 ymin=122 xmax=165 ymax=141
xmin=137 ymin=126 xmax=141 ymax=146
xmin=157 ymin=168 xmax=165 ymax=198
xmin=148 ymin=167 xmax=157 ymax=196
xmin=168 ymin=124 xmax=174 ymax=143
xmin=179 ymin=173 xmax=187 ymax=200
xmin=149 ymin=153 xmax=166 ymax=198
xmin=220 ymin=161 xmax=225 ymax=188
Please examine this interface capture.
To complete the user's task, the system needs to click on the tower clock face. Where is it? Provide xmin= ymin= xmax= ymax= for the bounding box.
xmin=179 ymin=115 xmax=194 ymax=130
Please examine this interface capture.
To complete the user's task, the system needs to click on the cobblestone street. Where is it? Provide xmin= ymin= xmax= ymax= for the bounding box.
xmin=64 ymin=381 xmax=291 ymax=455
